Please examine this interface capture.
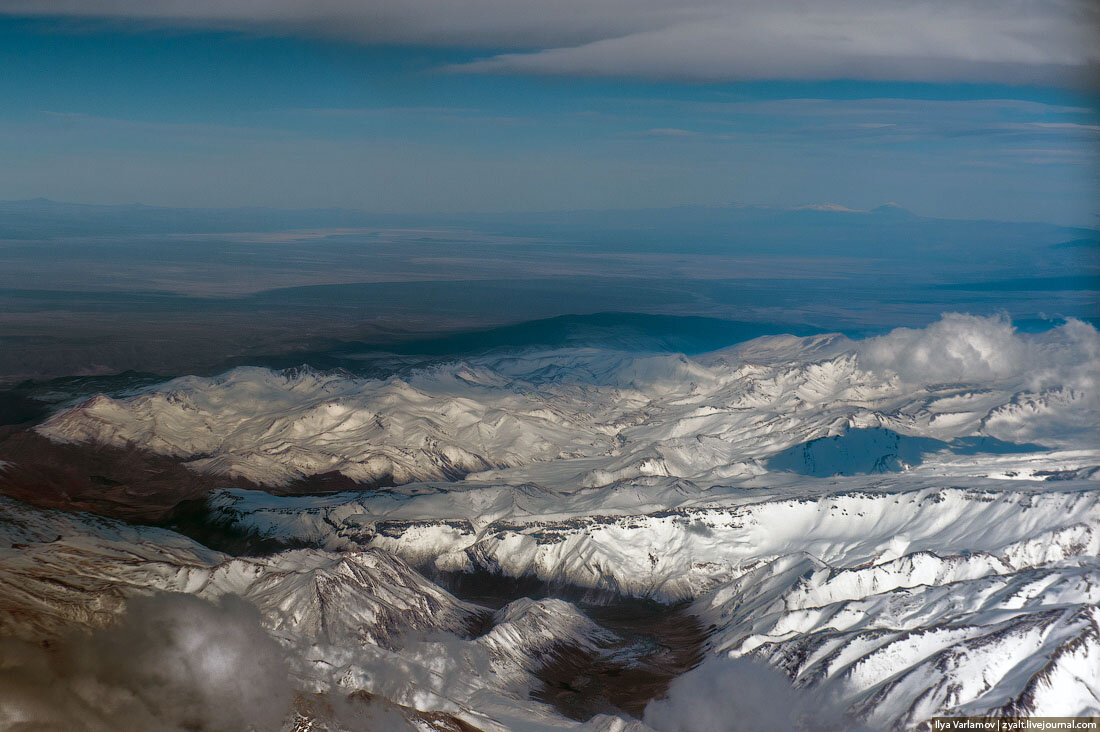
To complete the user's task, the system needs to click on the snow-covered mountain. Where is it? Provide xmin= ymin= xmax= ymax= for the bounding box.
xmin=198 ymin=478 xmax=1100 ymax=729
xmin=8 ymin=314 xmax=1100 ymax=730
xmin=0 ymin=497 xmax=646 ymax=732
xmin=5 ymin=477 xmax=1098 ymax=730
xmin=0 ymin=496 xmax=481 ymax=648
xmin=37 ymin=314 xmax=1100 ymax=488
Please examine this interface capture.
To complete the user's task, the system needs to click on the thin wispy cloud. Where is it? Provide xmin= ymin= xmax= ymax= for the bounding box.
xmin=643 ymin=128 xmax=700 ymax=137
xmin=4 ymin=0 xmax=1098 ymax=85
xmin=616 ymin=97 xmax=1099 ymax=146
xmin=1023 ymin=121 xmax=1100 ymax=132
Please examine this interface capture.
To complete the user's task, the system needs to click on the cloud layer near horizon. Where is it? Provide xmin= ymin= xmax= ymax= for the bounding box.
xmin=4 ymin=0 xmax=1099 ymax=85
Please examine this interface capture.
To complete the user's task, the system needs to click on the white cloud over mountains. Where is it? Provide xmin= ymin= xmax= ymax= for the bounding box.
xmin=5 ymin=0 xmax=1098 ymax=84
xmin=857 ymin=313 xmax=1100 ymax=387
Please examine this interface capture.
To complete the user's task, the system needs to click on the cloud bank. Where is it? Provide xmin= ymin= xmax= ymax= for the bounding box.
xmin=4 ymin=0 xmax=1098 ymax=84
xmin=856 ymin=313 xmax=1100 ymax=388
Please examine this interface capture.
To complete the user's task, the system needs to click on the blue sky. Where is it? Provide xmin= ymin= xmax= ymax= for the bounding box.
xmin=1 ymin=9 xmax=1098 ymax=224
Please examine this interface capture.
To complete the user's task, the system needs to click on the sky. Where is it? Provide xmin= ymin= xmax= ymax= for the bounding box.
xmin=0 ymin=2 xmax=1098 ymax=225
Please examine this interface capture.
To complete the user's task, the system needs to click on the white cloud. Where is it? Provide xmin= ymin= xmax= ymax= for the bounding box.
xmin=643 ymin=128 xmax=700 ymax=136
xmin=0 ymin=593 xmax=296 ymax=732
xmin=4 ymin=0 xmax=1098 ymax=84
xmin=643 ymin=656 xmax=868 ymax=732
xmin=854 ymin=315 xmax=1100 ymax=445
xmin=856 ymin=313 xmax=1100 ymax=389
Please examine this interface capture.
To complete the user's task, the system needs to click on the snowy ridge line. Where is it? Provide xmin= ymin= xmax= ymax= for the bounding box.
xmin=0 ymin=498 xmax=480 ymax=646
xmin=707 ymin=556 xmax=1100 ymax=728
xmin=35 ymin=314 xmax=1100 ymax=488
xmin=208 ymin=482 xmax=1100 ymax=600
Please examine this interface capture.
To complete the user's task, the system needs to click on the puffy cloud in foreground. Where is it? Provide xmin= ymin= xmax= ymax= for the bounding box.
xmin=0 ymin=593 xmax=296 ymax=732
xmin=643 ymin=656 xmax=870 ymax=732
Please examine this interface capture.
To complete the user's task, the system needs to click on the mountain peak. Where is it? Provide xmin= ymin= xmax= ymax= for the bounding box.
xmin=871 ymin=202 xmax=915 ymax=216
xmin=793 ymin=203 xmax=864 ymax=213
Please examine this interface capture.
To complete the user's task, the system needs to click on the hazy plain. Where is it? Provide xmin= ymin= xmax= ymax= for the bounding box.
xmin=1 ymin=199 xmax=1095 ymax=384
